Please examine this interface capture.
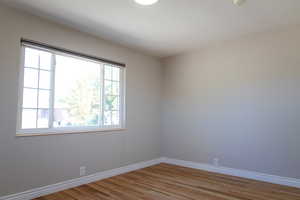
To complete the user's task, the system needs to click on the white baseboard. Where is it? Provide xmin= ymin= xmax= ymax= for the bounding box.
xmin=2 ymin=157 xmax=300 ymax=200
xmin=0 ymin=158 xmax=164 ymax=200
xmin=161 ymin=157 xmax=300 ymax=188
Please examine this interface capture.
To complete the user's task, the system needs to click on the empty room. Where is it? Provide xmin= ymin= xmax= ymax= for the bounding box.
xmin=0 ymin=0 xmax=300 ymax=199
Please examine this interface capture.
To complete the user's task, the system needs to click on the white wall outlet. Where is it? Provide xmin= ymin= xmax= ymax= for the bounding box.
xmin=213 ymin=158 xmax=219 ymax=167
xmin=80 ymin=166 xmax=86 ymax=176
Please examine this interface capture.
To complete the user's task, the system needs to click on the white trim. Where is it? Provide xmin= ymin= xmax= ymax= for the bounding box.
xmin=16 ymin=126 xmax=125 ymax=136
xmin=16 ymin=128 xmax=127 ymax=137
xmin=16 ymin=45 xmax=25 ymax=132
xmin=1 ymin=157 xmax=300 ymax=200
xmin=161 ymin=157 xmax=300 ymax=189
xmin=0 ymin=158 xmax=163 ymax=200
xmin=48 ymin=53 xmax=56 ymax=129
xmin=17 ymin=45 xmax=126 ymax=136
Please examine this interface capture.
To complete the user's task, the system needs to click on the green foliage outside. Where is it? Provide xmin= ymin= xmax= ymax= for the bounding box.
xmin=59 ymin=76 xmax=118 ymax=126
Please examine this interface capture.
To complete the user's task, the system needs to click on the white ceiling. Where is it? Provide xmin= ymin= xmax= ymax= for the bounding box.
xmin=2 ymin=0 xmax=300 ymax=58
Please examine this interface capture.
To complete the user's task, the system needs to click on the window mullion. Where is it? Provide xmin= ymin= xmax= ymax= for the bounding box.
xmin=36 ymin=55 xmax=41 ymax=128
xmin=18 ymin=46 xmax=26 ymax=131
xmin=100 ymin=64 xmax=105 ymax=127
xmin=119 ymin=68 xmax=125 ymax=128
xmin=48 ymin=53 xmax=56 ymax=129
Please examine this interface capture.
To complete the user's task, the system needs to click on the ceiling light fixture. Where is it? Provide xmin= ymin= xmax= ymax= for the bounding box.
xmin=134 ymin=0 xmax=159 ymax=6
xmin=233 ymin=0 xmax=246 ymax=6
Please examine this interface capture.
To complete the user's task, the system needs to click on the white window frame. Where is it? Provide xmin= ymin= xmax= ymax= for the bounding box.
xmin=17 ymin=42 xmax=126 ymax=136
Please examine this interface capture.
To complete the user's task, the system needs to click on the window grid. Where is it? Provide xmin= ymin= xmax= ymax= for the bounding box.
xmin=18 ymin=45 xmax=125 ymax=134
xmin=35 ymin=55 xmax=41 ymax=128
xmin=23 ymin=87 xmax=50 ymax=91
xmin=99 ymin=64 xmax=105 ymax=126
xmin=24 ymin=66 xmax=51 ymax=72
xmin=103 ymin=65 xmax=121 ymax=126
xmin=22 ymin=48 xmax=53 ymax=129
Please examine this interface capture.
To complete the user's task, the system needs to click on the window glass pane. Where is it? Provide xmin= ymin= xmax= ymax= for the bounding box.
xmin=112 ymin=111 xmax=119 ymax=125
xmin=104 ymin=80 xmax=112 ymax=95
xmin=104 ymin=96 xmax=119 ymax=111
xmin=22 ymin=88 xmax=38 ymax=108
xmin=39 ymin=70 xmax=51 ymax=89
xmin=37 ymin=109 xmax=49 ymax=128
xmin=53 ymin=55 xmax=101 ymax=127
xmin=104 ymin=111 xmax=112 ymax=126
xmin=20 ymin=45 xmax=124 ymax=131
xmin=53 ymin=108 xmax=69 ymax=127
xmin=24 ymin=68 xmax=39 ymax=88
xmin=25 ymin=48 xmax=39 ymax=68
xmin=104 ymin=65 xmax=112 ymax=80
xmin=112 ymin=81 xmax=120 ymax=95
xmin=38 ymin=90 xmax=50 ymax=108
xmin=112 ymin=96 xmax=119 ymax=110
xmin=40 ymin=51 xmax=52 ymax=70
xmin=112 ymin=67 xmax=120 ymax=81
xmin=22 ymin=109 xmax=37 ymax=129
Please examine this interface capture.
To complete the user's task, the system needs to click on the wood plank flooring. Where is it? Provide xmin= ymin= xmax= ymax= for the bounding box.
xmin=35 ymin=163 xmax=300 ymax=200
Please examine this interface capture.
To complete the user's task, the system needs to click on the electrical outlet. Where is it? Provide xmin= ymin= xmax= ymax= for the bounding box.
xmin=213 ymin=158 xmax=219 ymax=167
xmin=80 ymin=166 xmax=86 ymax=176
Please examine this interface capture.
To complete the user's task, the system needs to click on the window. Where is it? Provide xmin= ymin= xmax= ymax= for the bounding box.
xmin=17 ymin=40 xmax=126 ymax=135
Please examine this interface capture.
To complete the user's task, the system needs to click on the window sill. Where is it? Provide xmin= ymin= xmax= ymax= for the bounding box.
xmin=16 ymin=128 xmax=127 ymax=137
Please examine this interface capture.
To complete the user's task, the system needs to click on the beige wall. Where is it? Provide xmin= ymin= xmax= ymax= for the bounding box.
xmin=162 ymin=26 xmax=300 ymax=179
xmin=0 ymin=5 xmax=162 ymax=196
xmin=1 ymin=3 xmax=300 ymax=197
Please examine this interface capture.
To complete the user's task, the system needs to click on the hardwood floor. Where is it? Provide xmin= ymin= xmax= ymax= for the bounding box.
xmin=35 ymin=163 xmax=300 ymax=200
